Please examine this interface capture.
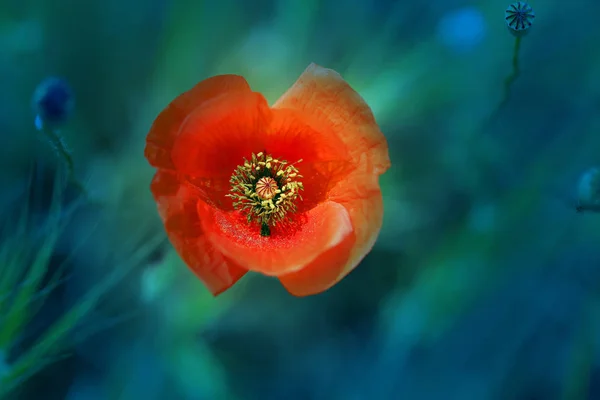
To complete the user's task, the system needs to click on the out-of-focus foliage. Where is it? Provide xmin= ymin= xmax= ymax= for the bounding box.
xmin=0 ymin=170 xmax=154 ymax=399
xmin=2 ymin=0 xmax=600 ymax=399
xmin=0 ymin=174 xmax=70 ymax=396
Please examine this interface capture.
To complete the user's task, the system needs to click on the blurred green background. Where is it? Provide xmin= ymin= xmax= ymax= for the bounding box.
xmin=1 ymin=0 xmax=600 ymax=399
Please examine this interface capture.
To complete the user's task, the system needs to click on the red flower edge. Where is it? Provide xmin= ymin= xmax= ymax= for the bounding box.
xmin=145 ymin=63 xmax=390 ymax=296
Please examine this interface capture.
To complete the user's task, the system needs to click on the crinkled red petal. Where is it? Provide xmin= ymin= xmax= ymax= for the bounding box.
xmin=198 ymin=200 xmax=353 ymax=277
xmin=151 ymin=170 xmax=247 ymax=295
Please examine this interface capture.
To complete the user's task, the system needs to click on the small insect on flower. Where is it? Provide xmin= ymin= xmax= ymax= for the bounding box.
xmin=505 ymin=2 xmax=535 ymax=36
xmin=144 ymin=63 xmax=391 ymax=297
xmin=32 ymin=77 xmax=74 ymax=130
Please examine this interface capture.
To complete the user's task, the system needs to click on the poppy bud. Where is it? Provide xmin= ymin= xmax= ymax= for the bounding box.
xmin=576 ymin=167 xmax=600 ymax=213
xmin=31 ymin=77 xmax=88 ymax=197
xmin=505 ymin=2 xmax=535 ymax=38
xmin=32 ymin=77 xmax=74 ymax=130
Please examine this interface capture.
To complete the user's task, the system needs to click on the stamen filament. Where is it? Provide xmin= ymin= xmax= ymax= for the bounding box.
xmin=227 ymin=152 xmax=304 ymax=236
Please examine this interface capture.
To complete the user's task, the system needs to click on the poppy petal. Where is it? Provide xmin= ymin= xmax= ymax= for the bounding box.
xmin=328 ymin=165 xmax=385 ymax=282
xmin=171 ymin=90 xmax=271 ymax=179
xmin=277 ymin=228 xmax=357 ymax=296
xmin=273 ymin=63 xmax=390 ymax=173
xmin=151 ymin=170 xmax=247 ymax=295
xmin=278 ymin=167 xmax=383 ymax=296
xmin=273 ymin=63 xmax=390 ymax=285
xmin=267 ymin=107 xmax=350 ymax=165
xmin=145 ymin=75 xmax=252 ymax=171
xmin=198 ymin=200 xmax=353 ymax=276
xmin=268 ymin=108 xmax=354 ymax=210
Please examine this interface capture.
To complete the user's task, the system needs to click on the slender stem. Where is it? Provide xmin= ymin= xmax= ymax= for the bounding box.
xmin=499 ymin=35 xmax=522 ymax=110
xmin=41 ymin=126 xmax=88 ymax=198
xmin=484 ymin=35 xmax=523 ymax=130
xmin=42 ymin=128 xmax=74 ymax=176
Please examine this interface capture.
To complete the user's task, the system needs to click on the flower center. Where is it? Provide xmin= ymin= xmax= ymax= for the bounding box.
xmin=227 ymin=152 xmax=304 ymax=237
xmin=255 ymin=177 xmax=278 ymax=200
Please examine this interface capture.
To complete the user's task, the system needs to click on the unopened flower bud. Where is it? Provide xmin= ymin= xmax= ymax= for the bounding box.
xmin=32 ymin=77 xmax=74 ymax=130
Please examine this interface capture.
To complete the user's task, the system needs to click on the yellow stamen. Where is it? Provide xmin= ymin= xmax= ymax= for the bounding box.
xmin=226 ymin=152 xmax=304 ymax=236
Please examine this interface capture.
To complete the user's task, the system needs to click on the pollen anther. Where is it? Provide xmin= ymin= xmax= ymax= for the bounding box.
xmin=227 ymin=152 xmax=304 ymax=236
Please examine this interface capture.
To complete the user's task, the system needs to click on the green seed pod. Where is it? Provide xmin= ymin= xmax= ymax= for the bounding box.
xmin=505 ymin=2 xmax=535 ymax=37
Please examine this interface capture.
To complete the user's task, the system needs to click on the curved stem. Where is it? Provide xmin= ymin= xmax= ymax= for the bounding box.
xmin=41 ymin=127 xmax=88 ymax=198
xmin=484 ymin=35 xmax=523 ymax=130
xmin=499 ymin=35 xmax=522 ymax=110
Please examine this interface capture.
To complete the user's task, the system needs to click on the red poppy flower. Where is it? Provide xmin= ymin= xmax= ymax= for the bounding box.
xmin=145 ymin=63 xmax=390 ymax=297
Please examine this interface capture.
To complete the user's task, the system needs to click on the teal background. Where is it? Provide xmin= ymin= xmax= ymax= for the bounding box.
xmin=1 ymin=0 xmax=600 ymax=399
